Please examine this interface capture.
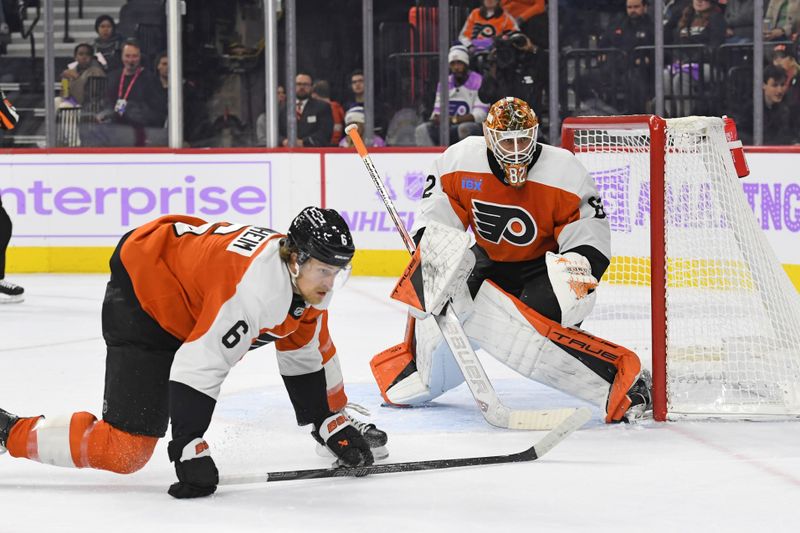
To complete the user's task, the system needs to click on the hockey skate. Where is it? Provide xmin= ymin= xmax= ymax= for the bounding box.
xmin=313 ymin=403 xmax=389 ymax=461
xmin=0 ymin=408 xmax=20 ymax=454
xmin=0 ymin=279 xmax=24 ymax=304
xmin=622 ymin=369 xmax=653 ymax=423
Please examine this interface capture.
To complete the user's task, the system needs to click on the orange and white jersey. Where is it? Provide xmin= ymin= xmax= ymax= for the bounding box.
xmin=458 ymin=8 xmax=518 ymax=47
xmin=120 ymin=215 xmax=345 ymax=409
xmin=413 ymin=136 xmax=611 ymax=264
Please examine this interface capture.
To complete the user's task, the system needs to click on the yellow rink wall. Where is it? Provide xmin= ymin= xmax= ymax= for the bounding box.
xmin=7 ymin=246 xmax=800 ymax=293
xmin=2 ymin=148 xmax=800 ymax=295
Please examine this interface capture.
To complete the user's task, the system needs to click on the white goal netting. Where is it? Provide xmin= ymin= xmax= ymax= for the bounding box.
xmin=569 ymin=116 xmax=800 ymax=419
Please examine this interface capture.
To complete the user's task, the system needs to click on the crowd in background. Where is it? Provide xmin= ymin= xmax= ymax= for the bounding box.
xmin=266 ymin=0 xmax=799 ymax=148
xmin=0 ymin=0 xmax=798 ymax=147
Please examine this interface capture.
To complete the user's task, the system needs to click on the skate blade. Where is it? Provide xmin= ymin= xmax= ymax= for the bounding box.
xmin=317 ymin=443 xmax=389 ymax=461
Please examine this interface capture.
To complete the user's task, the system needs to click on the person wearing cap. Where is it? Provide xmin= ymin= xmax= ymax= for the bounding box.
xmin=339 ymin=106 xmax=385 ymax=148
xmin=415 ymin=45 xmax=489 ymax=146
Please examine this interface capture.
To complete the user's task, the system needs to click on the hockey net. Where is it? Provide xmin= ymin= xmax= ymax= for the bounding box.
xmin=562 ymin=115 xmax=800 ymax=420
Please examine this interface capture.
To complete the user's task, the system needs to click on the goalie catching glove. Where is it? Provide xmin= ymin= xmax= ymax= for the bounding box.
xmin=167 ymin=437 xmax=219 ymax=499
xmin=311 ymin=412 xmax=374 ymax=467
xmin=545 ymin=251 xmax=598 ymax=326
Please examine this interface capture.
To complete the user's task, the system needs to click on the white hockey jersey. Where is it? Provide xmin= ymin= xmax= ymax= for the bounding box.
xmin=413 ymin=136 xmax=611 ymax=264
xmin=120 ymin=215 xmax=346 ymax=411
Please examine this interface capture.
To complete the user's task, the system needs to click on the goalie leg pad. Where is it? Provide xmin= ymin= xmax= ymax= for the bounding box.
xmin=464 ymin=281 xmax=640 ymax=422
xmin=371 ymin=342 xmax=423 ymax=406
xmin=371 ymin=310 xmax=472 ymax=406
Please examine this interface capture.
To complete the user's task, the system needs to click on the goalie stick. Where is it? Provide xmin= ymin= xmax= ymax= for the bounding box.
xmin=218 ymin=406 xmax=591 ymax=485
xmin=344 ymin=124 xmax=579 ymax=431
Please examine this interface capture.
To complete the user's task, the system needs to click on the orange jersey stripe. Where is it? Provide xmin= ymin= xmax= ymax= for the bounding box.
xmin=120 ymin=215 xmax=281 ymax=341
xmin=274 ymin=308 xmax=336 ymax=363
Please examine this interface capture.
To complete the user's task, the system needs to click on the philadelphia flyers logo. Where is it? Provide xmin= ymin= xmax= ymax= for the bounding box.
xmin=472 ymin=200 xmax=537 ymax=246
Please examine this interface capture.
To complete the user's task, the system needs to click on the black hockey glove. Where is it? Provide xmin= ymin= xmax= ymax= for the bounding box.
xmin=312 ymin=413 xmax=374 ymax=467
xmin=467 ymin=243 xmax=493 ymax=297
xmin=167 ymin=437 xmax=219 ymax=499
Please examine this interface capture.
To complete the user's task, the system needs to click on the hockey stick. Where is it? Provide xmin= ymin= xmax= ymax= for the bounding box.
xmin=218 ymin=406 xmax=591 ymax=485
xmin=345 ymin=124 xmax=579 ymax=431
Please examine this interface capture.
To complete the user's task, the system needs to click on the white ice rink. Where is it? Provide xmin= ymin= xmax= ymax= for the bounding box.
xmin=1 ymin=274 xmax=799 ymax=532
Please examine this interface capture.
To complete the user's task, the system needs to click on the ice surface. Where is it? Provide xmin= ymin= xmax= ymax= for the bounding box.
xmin=1 ymin=275 xmax=799 ymax=532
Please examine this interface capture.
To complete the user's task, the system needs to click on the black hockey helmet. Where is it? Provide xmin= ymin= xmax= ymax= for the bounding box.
xmin=287 ymin=207 xmax=355 ymax=267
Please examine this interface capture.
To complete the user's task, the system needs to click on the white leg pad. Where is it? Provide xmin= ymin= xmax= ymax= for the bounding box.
xmin=31 ymin=415 xmax=77 ymax=468
xmin=463 ymin=282 xmax=611 ymax=408
xmin=386 ymin=286 xmax=476 ymax=405
xmin=385 ymin=371 xmax=436 ymax=405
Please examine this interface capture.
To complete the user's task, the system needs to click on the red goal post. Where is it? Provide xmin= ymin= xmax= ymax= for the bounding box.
xmin=562 ymin=115 xmax=800 ymax=421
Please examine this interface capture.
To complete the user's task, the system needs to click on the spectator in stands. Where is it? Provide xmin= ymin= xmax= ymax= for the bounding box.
xmin=344 ymin=70 xmax=364 ymax=110
xmin=256 ymin=85 xmax=286 ymax=145
xmin=153 ymin=51 xmax=168 ymax=124
xmin=89 ymin=39 xmax=164 ymax=147
xmin=724 ymin=0 xmax=755 ymax=43
xmin=312 ymin=80 xmax=345 ymax=146
xmin=280 ymin=72 xmax=333 ymax=147
xmin=278 ymin=84 xmax=286 ymax=108
xmin=478 ymin=31 xmax=544 ymax=109
xmin=60 ymin=43 xmax=106 ymax=106
xmin=501 ymin=0 xmax=547 ymax=48
xmin=342 ymin=69 xmax=389 ymax=136
xmin=93 ymin=15 xmax=125 ymax=72
xmin=601 ymin=0 xmax=654 ymax=52
xmin=671 ymin=0 xmax=725 ymax=46
xmin=141 ymin=51 xmax=169 ymax=146
xmin=338 ymin=106 xmax=385 ymax=148
xmin=735 ymin=65 xmax=795 ymax=145
xmin=415 ymin=45 xmax=488 ymax=146
xmin=763 ymin=0 xmax=800 ymax=43
xmin=459 ymin=0 xmax=518 ymax=50
xmin=155 ymin=52 xmax=168 ymax=92
xmin=772 ymin=43 xmax=800 ymax=126
xmin=663 ymin=0 xmax=692 ymax=44
xmin=662 ymin=0 xmax=725 ymax=116
xmin=598 ymin=0 xmax=655 ymax=112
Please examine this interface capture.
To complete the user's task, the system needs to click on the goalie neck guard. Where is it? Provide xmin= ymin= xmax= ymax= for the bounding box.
xmin=483 ymin=97 xmax=538 ymax=188
xmin=287 ymin=207 xmax=355 ymax=267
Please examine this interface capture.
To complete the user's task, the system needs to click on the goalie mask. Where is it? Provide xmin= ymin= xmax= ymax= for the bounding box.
xmin=483 ymin=97 xmax=539 ymax=188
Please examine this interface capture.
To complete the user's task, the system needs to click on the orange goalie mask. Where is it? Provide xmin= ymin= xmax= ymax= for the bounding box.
xmin=483 ymin=97 xmax=539 ymax=188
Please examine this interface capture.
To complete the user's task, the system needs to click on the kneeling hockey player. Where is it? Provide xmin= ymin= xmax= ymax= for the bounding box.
xmin=0 ymin=207 xmax=387 ymax=498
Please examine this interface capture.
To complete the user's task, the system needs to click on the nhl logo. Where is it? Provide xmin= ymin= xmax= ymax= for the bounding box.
xmin=377 ymin=174 xmax=398 ymax=201
xmin=404 ymin=171 xmax=425 ymax=201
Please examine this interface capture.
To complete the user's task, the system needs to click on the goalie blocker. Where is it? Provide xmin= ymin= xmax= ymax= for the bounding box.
xmin=371 ymin=223 xmax=648 ymax=423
